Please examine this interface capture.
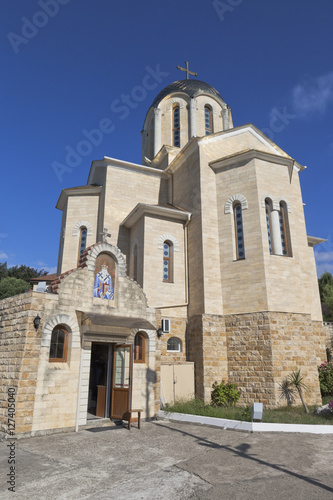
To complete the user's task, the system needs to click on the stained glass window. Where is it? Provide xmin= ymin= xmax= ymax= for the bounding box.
xmin=234 ymin=203 xmax=245 ymax=260
xmin=163 ymin=241 xmax=172 ymax=281
xmin=265 ymin=200 xmax=273 ymax=254
xmin=279 ymin=202 xmax=291 ymax=256
xmin=205 ymin=106 xmax=213 ymax=135
xmin=173 ymin=106 xmax=180 ymax=147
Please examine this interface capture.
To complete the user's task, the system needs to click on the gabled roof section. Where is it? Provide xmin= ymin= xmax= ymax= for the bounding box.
xmin=56 ymin=185 xmax=102 ymax=211
xmin=209 ymin=149 xmax=304 ymax=182
xmin=87 ymin=156 xmax=169 ymax=185
xmin=166 ymin=123 xmax=305 ymax=175
xmin=121 ymin=203 xmax=191 ymax=229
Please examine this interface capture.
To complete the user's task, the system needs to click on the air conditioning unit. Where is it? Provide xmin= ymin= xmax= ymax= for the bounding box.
xmin=161 ymin=319 xmax=170 ymax=333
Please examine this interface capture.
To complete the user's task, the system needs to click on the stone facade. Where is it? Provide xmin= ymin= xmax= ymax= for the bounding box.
xmin=1 ymin=77 xmax=329 ymax=437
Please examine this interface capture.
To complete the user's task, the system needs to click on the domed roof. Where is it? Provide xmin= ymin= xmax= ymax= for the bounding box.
xmin=151 ymin=79 xmax=225 ymax=108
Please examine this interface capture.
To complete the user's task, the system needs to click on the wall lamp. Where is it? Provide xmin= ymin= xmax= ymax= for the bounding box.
xmin=157 ymin=327 xmax=163 ymax=338
xmin=33 ymin=314 xmax=41 ymax=331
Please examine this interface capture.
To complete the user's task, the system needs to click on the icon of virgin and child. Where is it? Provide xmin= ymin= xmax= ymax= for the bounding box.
xmin=94 ymin=257 xmax=114 ymax=300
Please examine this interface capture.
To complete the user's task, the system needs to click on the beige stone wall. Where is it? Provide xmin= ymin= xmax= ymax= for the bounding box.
xmin=0 ymin=292 xmax=59 ymax=435
xmin=195 ymin=95 xmax=224 ymax=137
xmin=60 ymin=194 xmax=100 ymax=274
xmin=143 ymin=216 xmax=186 ymax=308
xmin=225 ymin=311 xmax=329 ymax=408
xmin=188 ymin=314 xmax=228 ymax=402
xmin=171 ymin=149 xmax=205 ymax=316
xmin=158 ymin=95 xmax=189 ymax=149
xmin=103 ymin=163 xmax=168 ymax=259
xmin=129 ymin=218 xmax=145 ymax=287
xmin=160 ymin=316 xmax=187 ymax=363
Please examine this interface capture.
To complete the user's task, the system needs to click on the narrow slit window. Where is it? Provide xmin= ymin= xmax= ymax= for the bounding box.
xmin=133 ymin=244 xmax=138 ymax=282
xmin=204 ymin=106 xmax=213 ymax=135
xmin=78 ymin=226 xmax=87 ymax=264
xmin=134 ymin=332 xmax=145 ymax=363
xmin=265 ymin=200 xmax=273 ymax=254
xmin=279 ymin=202 xmax=291 ymax=256
xmin=234 ymin=203 xmax=245 ymax=260
xmin=163 ymin=241 xmax=173 ymax=281
xmin=173 ymin=106 xmax=180 ymax=147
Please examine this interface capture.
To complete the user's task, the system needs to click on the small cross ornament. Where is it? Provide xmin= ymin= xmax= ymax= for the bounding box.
xmin=101 ymin=228 xmax=111 ymax=243
xmin=176 ymin=61 xmax=198 ymax=80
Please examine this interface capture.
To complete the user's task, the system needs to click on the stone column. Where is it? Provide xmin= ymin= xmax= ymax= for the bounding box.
xmin=153 ymin=108 xmax=161 ymax=157
xmin=190 ymin=98 xmax=197 ymax=138
xmin=270 ymin=210 xmax=283 ymax=255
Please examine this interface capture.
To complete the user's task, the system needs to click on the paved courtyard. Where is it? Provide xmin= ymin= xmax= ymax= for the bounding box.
xmin=1 ymin=419 xmax=333 ymax=499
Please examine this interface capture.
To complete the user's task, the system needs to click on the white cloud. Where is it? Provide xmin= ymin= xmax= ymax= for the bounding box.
xmin=292 ymin=71 xmax=333 ymax=115
xmin=315 ymin=242 xmax=333 ymax=277
xmin=40 ymin=265 xmax=57 ymax=275
xmin=0 ymin=251 xmax=8 ymax=260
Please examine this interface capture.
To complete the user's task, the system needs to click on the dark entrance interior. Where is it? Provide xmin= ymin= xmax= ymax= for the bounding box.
xmin=87 ymin=342 xmax=132 ymax=421
xmin=88 ymin=343 xmax=110 ymax=419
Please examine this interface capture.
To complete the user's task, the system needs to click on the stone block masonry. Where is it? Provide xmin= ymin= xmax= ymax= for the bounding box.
xmin=188 ymin=312 xmax=329 ymax=408
xmin=0 ymin=292 xmax=45 ymax=434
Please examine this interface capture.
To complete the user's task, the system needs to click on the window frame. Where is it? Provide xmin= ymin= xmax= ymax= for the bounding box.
xmin=279 ymin=202 xmax=292 ymax=257
xmin=167 ymin=337 xmax=182 ymax=352
xmin=133 ymin=244 xmax=138 ymax=282
xmin=265 ymin=199 xmax=273 ymax=255
xmin=204 ymin=105 xmax=213 ymax=135
xmin=162 ymin=240 xmax=173 ymax=282
xmin=77 ymin=226 xmax=88 ymax=265
xmin=134 ymin=332 xmax=146 ymax=363
xmin=173 ymin=105 xmax=180 ymax=147
xmin=49 ymin=325 xmax=69 ymax=363
xmin=234 ymin=202 xmax=245 ymax=260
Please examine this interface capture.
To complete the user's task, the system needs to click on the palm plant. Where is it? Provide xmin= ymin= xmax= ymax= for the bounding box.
xmin=289 ymin=369 xmax=309 ymax=414
xmin=278 ymin=377 xmax=296 ymax=406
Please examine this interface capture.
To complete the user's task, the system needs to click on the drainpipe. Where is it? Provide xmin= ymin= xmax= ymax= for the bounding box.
xmin=75 ymin=336 xmax=85 ymax=432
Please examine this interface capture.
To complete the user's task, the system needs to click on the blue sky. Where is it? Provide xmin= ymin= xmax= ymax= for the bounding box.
xmin=1 ymin=0 xmax=333 ymax=276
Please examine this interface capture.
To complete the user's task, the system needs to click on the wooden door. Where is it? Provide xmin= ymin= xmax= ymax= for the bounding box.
xmin=111 ymin=344 xmax=132 ymax=419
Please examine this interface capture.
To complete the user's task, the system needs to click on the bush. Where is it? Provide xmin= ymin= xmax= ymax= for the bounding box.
xmin=211 ymin=380 xmax=240 ymax=407
xmin=318 ymin=362 xmax=333 ymax=396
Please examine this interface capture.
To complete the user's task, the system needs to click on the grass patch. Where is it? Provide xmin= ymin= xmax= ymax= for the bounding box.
xmin=163 ymin=398 xmax=333 ymax=425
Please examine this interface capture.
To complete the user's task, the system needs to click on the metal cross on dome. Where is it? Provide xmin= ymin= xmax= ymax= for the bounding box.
xmin=176 ymin=61 xmax=198 ymax=80
xmin=101 ymin=228 xmax=111 ymax=243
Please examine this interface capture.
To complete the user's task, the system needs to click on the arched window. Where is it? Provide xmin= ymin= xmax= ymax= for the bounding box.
xmin=265 ymin=199 xmax=273 ymax=254
xmin=163 ymin=241 xmax=173 ymax=282
xmin=204 ymin=105 xmax=213 ymax=135
xmin=49 ymin=325 xmax=68 ymax=362
xmin=234 ymin=203 xmax=245 ymax=260
xmin=134 ymin=332 xmax=146 ymax=363
xmin=173 ymin=105 xmax=180 ymax=147
xmin=78 ymin=226 xmax=87 ymax=263
xmin=279 ymin=202 xmax=292 ymax=256
xmin=133 ymin=244 xmax=138 ymax=282
xmin=167 ymin=337 xmax=182 ymax=352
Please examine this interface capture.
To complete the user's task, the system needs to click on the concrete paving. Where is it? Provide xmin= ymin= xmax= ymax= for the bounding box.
xmin=1 ymin=419 xmax=333 ymax=499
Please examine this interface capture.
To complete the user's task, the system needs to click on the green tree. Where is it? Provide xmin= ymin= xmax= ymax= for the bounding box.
xmin=0 ymin=277 xmax=30 ymax=300
xmin=0 ymin=262 xmax=48 ymax=300
xmin=7 ymin=264 xmax=47 ymax=282
xmin=318 ymin=272 xmax=333 ymax=321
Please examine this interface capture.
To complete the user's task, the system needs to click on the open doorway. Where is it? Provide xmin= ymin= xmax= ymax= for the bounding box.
xmin=87 ymin=342 xmax=133 ymax=421
xmin=87 ymin=343 xmax=110 ymax=419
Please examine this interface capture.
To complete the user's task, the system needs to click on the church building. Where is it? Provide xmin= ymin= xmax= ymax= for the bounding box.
xmin=0 ymin=66 xmax=330 ymax=436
